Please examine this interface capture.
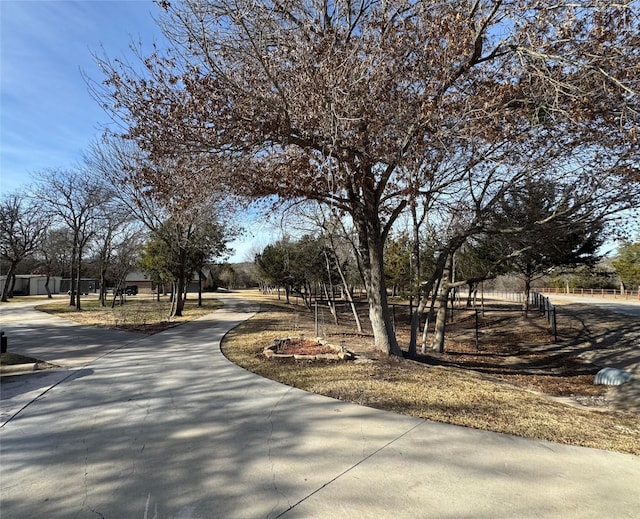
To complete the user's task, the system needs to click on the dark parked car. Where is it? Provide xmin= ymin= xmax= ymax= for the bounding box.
xmin=116 ymin=285 xmax=138 ymax=296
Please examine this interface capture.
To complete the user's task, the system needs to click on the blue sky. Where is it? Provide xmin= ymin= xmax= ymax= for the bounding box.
xmin=0 ymin=0 xmax=277 ymax=260
xmin=0 ymin=0 xmax=165 ymax=193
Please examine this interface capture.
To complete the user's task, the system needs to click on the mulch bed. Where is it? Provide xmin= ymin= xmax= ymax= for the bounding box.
xmin=274 ymin=339 xmax=337 ymax=356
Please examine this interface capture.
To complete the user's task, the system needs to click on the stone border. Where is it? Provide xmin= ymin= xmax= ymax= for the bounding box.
xmin=263 ymin=337 xmax=354 ymax=361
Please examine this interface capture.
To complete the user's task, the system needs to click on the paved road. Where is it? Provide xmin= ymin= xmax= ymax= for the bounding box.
xmin=1 ymin=297 xmax=639 ymax=518
xmin=544 ymin=294 xmax=640 ymax=372
xmin=0 ymin=299 xmax=151 ymax=423
xmin=546 ymin=293 xmax=640 ymax=318
xmin=0 ymin=298 xmax=143 ymax=367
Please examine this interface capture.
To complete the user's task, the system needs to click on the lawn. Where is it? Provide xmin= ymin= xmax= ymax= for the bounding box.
xmin=35 ymin=294 xmax=223 ymax=334
xmin=19 ymin=290 xmax=640 ymax=455
xmin=220 ymin=292 xmax=640 ymax=455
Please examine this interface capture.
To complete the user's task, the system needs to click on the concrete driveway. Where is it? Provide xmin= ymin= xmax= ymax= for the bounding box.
xmin=1 ymin=296 xmax=639 ymax=518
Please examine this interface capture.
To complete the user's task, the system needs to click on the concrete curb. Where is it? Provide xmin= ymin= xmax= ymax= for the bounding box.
xmin=0 ymin=363 xmax=36 ymax=375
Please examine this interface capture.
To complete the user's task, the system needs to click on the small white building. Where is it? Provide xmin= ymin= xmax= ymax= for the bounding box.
xmin=0 ymin=275 xmax=62 ymax=296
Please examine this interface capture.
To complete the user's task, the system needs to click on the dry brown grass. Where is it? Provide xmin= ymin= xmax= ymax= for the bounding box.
xmin=0 ymin=352 xmax=58 ymax=369
xmin=221 ymin=292 xmax=640 ymax=455
xmin=34 ymin=290 xmax=639 ymax=454
xmin=36 ymin=294 xmax=223 ymax=334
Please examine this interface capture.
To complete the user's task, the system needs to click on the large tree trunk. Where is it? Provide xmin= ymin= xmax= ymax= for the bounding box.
xmin=176 ymin=280 xmax=185 ymax=316
xmin=44 ymin=274 xmax=52 ymax=299
xmin=170 ymin=248 xmax=189 ymax=318
xmin=174 ymin=275 xmax=186 ymax=317
xmin=168 ymin=282 xmax=178 ymax=318
xmin=431 ymin=253 xmax=454 ymax=353
xmin=355 ymin=206 xmax=402 ymax=357
xmin=75 ymin=245 xmax=84 ymax=311
xmin=99 ymin=269 xmax=107 ymax=306
xmin=1 ymin=261 xmax=17 ymax=302
xmin=422 ymin=274 xmax=444 ymax=354
xmin=430 ymin=290 xmax=450 ymax=353
xmin=69 ymin=240 xmax=78 ymax=307
xmin=365 ymin=273 xmax=401 ymax=355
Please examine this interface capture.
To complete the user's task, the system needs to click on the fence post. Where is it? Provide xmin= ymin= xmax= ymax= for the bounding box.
xmin=392 ymin=304 xmax=396 ymax=332
xmin=553 ymin=306 xmax=557 ymax=342
xmin=543 ymin=296 xmax=548 ymax=319
xmin=314 ymin=300 xmax=319 ymax=336
xmin=475 ymin=309 xmax=479 ymax=350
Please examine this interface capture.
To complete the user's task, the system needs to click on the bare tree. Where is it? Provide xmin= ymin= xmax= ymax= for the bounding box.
xmin=321 ymin=216 xmax=365 ymax=334
xmin=33 ymin=227 xmax=73 ymax=299
xmin=86 ymin=136 xmax=234 ymax=317
xmin=107 ymin=230 xmax=145 ymax=308
xmin=95 ymin=0 xmax=639 ymax=355
xmin=90 ymin=211 xmax=145 ymax=306
xmin=31 ymin=169 xmax=110 ymax=310
xmin=0 ymin=192 xmax=49 ymax=301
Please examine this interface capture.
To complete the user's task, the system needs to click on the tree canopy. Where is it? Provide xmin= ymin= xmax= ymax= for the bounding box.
xmin=31 ymin=169 xmax=112 ymax=309
xmin=612 ymin=241 xmax=640 ymax=290
xmin=487 ymin=174 xmax=606 ymax=306
xmin=96 ymin=0 xmax=640 ymax=354
xmin=0 ymin=192 xmax=49 ymax=301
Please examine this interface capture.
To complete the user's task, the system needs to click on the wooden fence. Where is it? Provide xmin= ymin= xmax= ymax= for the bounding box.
xmin=529 ymin=292 xmax=558 ymax=341
xmin=537 ymin=287 xmax=640 ymax=300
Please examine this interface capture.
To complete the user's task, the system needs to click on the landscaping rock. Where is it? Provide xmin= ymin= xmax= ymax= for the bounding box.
xmin=264 ymin=337 xmax=354 ymax=361
xmin=594 ymin=367 xmax=634 ymax=386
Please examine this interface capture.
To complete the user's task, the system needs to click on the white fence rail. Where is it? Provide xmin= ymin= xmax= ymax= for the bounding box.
xmin=537 ymin=287 xmax=640 ymax=300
